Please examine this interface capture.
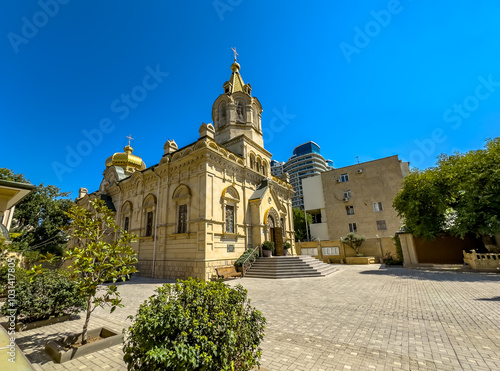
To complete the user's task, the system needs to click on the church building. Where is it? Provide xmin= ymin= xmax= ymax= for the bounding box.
xmin=76 ymin=55 xmax=295 ymax=280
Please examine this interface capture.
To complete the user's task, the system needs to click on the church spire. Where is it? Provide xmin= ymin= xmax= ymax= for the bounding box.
xmin=223 ymin=48 xmax=251 ymax=95
xmin=212 ymin=50 xmax=262 ymax=149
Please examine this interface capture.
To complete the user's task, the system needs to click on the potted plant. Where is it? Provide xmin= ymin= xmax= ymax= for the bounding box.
xmin=283 ymin=242 xmax=291 ymax=256
xmin=341 ymin=233 xmax=366 ymax=256
xmin=262 ymin=241 xmax=275 ymax=257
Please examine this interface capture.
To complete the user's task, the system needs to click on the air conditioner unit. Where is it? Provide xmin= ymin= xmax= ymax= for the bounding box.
xmin=343 ymin=197 xmax=349 ymax=202
xmin=357 ymin=169 xmax=363 ymax=174
xmin=336 ymin=178 xmax=342 ymax=183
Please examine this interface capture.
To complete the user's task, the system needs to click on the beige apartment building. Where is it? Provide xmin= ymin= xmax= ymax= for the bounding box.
xmin=303 ymin=155 xmax=409 ymax=240
xmin=76 ymin=57 xmax=295 ymax=281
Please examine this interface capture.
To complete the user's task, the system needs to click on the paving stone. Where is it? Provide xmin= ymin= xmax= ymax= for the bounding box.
xmin=3 ymin=266 xmax=500 ymax=370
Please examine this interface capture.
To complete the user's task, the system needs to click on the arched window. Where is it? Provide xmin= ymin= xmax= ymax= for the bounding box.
xmin=121 ymin=201 xmax=133 ymax=232
xmin=249 ymin=153 xmax=256 ymax=170
xmin=173 ymin=184 xmax=191 ymax=234
xmin=142 ymin=195 xmax=157 ymax=237
xmin=235 ymin=99 xmax=245 ymax=123
xmin=222 ymin=186 xmax=240 ymax=234
xmin=256 ymin=157 xmax=262 ymax=173
xmin=219 ymin=101 xmax=227 ymax=127
xmin=262 ymin=160 xmax=268 ymax=176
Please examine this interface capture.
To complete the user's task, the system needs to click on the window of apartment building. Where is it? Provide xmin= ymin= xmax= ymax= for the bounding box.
xmin=343 ymin=190 xmax=351 ymax=200
xmin=373 ymin=202 xmax=383 ymax=212
xmin=376 ymin=220 xmax=387 ymax=230
xmin=345 ymin=205 xmax=354 ymax=215
xmin=341 ymin=173 xmax=349 ymax=182
xmin=349 ymin=222 xmax=357 ymax=233
xmin=311 ymin=213 xmax=322 ymax=224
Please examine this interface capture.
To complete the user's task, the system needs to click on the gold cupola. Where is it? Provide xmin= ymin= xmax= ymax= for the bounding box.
xmin=105 ymin=138 xmax=146 ymax=174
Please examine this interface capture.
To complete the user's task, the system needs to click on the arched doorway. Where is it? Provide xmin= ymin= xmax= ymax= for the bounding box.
xmin=268 ymin=210 xmax=284 ymax=256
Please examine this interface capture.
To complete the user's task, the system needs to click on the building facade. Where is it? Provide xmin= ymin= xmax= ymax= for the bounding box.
xmin=77 ymin=58 xmax=295 ymax=280
xmin=303 ymin=155 xmax=409 ymax=240
xmin=0 ymin=179 xmax=35 ymax=242
xmin=271 ymin=141 xmax=333 ymax=210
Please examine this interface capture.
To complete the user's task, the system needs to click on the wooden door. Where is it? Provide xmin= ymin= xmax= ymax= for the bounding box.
xmin=274 ymin=227 xmax=284 ymax=256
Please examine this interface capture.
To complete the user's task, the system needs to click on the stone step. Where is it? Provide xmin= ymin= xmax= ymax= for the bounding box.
xmin=245 ymin=255 xmax=338 ymax=279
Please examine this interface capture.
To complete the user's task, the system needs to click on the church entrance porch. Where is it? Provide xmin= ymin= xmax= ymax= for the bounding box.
xmin=268 ymin=214 xmax=284 ymax=256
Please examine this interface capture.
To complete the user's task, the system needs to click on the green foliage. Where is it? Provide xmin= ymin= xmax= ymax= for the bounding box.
xmin=0 ymin=237 xmax=13 ymax=293
xmin=234 ymin=248 xmax=258 ymax=269
xmin=341 ymin=233 xmax=366 ymax=255
xmin=393 ymin=138 xmax=500 ymax=240
xmin=22 ymin=250 xmax=41 ymax=267
xmin=34 ymin=199 xmax=138 ymax=345
xmin=283 ymin=241 xmax=291 ymax=250
xmin=1 ymin=269 xmax=85 ymax=323
xmin=123 ymin=278 xmax=266 ymax=371
xmin=293 ymin=207 xmax=312 ymax=241
xmin=262 ymin=241 xmax=275 ymax=251
xmin=0 ymin=168 xmax=30 ymax=183
xmin=11 ymin=182 xmax=72 ymax=255
xmin=0 ymin=265 xmax=8 ymax=294
xmin=392 ymin=234 xmax=404 ymax=262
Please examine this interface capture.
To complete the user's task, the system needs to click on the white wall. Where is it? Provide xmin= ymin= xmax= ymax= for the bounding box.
xmin=310 ymin=223 xmax=330 ymax=241
xmin=302 ymin=175 xmax=325 ymax=211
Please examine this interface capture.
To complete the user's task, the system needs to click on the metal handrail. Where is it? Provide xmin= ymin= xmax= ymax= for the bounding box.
xmin=241 ymin=245 xmax=260 ymax=277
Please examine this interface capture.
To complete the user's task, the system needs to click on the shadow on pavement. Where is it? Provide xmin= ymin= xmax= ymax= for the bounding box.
xmin=475 ymin=296 xmax=500 ymax=301
xmin=358 ymin=266 xmax=500 ymax=283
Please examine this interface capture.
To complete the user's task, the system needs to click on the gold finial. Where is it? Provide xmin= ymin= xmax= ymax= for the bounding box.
xmin=231 ymin=47 xmax=238 ymax=62
xmin=126 ymin=134 xmax=134 ymax=146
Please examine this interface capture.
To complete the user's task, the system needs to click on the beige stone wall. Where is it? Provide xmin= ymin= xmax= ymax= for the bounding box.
xmin=297 ymin=237 xmax=396 ymax=264
xmin=84 ymin=136 xmax=294 ymax=281
xmin=321 ymin=155 xmax=408 ymax=240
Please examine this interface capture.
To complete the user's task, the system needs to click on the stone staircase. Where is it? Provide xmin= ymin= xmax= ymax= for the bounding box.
xmin=244 ymin=255 xmax=338 ymax=279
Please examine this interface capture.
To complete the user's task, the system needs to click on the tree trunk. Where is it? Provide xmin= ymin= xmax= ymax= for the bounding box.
xmin=81 ymin=296 xmax=92 ymax=345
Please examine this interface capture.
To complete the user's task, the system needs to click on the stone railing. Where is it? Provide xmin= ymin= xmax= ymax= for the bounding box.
xmin=463 ymin=250 xmax=500 ymax=270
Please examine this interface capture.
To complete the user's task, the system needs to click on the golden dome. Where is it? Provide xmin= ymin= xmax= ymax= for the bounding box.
xmin=105 ymin=145 xmax=146 ymax=172
xmin=231 ymin=62 xmax=240 ymax=72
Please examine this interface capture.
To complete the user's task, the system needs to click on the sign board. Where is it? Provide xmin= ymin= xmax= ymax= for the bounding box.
xmin=227 ymin=244 xmax=235 ymax=253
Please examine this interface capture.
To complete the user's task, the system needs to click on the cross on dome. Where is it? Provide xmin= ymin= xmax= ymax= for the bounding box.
xmin=231 ymin=47 xmax=238 ymax=62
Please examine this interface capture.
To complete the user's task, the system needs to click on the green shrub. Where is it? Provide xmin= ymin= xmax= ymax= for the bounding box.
xmin=1 ymin=269 xmax=86 ymax=323
xmin=262 ymin=241 xmax=275 ymax=251
xmin=22 ymin=250 xmax=41 ymax=268
xmin=0 ymin=265 xmax=8 ymax=295
xmin=283 ymin=242 xmax=291 ymax=250
xmin=384 ymin=259 xmax=403 ymax=266
xmin=234 ymin=248 xmax=259 ymax=268
xmin=392 ymin=234 xmax=404 ymax=262
xmin=123 ymin=278 xmax=266 ymax=371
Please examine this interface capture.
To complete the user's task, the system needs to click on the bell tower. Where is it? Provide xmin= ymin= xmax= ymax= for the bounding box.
xmin=212 ymin=50 xmax=263 ymax=155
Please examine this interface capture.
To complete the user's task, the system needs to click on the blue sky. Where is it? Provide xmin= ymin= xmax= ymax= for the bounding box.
xmin=2 ymin=1 xmax=499 ymax=196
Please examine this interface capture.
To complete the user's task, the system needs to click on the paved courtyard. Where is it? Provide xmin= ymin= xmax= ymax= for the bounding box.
xmin=5 ymin=264 xmax=500 ymax=370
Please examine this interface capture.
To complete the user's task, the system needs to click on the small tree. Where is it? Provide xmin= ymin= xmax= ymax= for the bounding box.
xmin=37 ymin=199 xmax=138 ymax=345
xmin=341 ymin=233 xmax=366 ymax=255
xmin=293 ymin=207 xmax=312 ymax=241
